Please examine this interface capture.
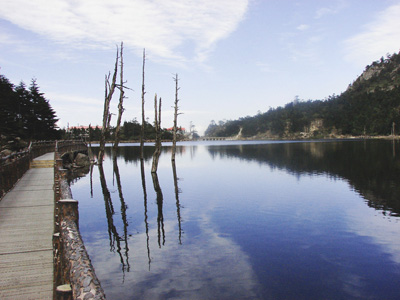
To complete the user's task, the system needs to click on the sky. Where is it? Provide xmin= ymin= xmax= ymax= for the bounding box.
xmin=1 ymin=0 xmax=400 ymax=135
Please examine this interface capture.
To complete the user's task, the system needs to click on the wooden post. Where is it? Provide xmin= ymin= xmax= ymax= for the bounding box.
xmin=58 ymin=199 xmax=79 ymax=225
xmin=392 ymin=122 xmax=396 ymax=137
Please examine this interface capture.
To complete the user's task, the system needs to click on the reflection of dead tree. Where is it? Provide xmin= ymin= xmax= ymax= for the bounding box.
xmin=98 ymin=164 xmax=128 ymax=274
xmin=140 ymin=159 xmax=151 ymax=269
xmin=113 ymin=157 xmax=130 ymax=273
xmin=151 ymin=172 xmax=165 ymax=248
xmin=99 ymin=47 xmax=119 ymax=164
xmin=171 ymin=74 xmax=182 ymax=162
xmin=113 ymin=42 xmax=126 ymax=156
xmin=90 ymin=164 xmax=94 ymax=198
xmin=140 ymin=49 xmax=146 ymax=160
xmin=172 ymin=160 xmax=183 ymax=244
xmin=98 ymin=165 xmax=115 ymax=245
xmin=151 ymin=94 xmax=162 ymax=173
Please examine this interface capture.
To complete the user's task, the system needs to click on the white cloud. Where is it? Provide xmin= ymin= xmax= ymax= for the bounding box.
xmin=344 ymin=3 xmax=400 ymax=66
xmin=315 ymin=7 xmax=336 ymax=19
xmin=0 ymin=0 xmax=249 ymax=64
xmin=296 ymin=24 xmax=310 ymax=31
xmin=315 ymin=0 xmax=347 ymax=19
xmin=256 ymin=61 xmax=273 ymax=73
xmin=47 ymin=92 xmax=102 ymax=106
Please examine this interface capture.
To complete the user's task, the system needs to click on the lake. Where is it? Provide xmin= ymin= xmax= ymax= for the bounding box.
xmin=70 ymin=139 xmax=400 ymax=300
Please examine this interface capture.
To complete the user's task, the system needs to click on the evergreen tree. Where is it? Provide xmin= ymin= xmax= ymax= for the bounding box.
xmin=28 ymin=79 xmax=59 ymax=139
xmin=0 ymin=75 xmax=18 ymax=137
xmin=0 ymin=74 xmax=59 ymax=141
xmin=14 ymin=82 xmax=32 ymax=138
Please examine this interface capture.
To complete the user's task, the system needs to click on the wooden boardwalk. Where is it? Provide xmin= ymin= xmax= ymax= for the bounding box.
xmin=0 ymin=153 xmax=55 ymax=300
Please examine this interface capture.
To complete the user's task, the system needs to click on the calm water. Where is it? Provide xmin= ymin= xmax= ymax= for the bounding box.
xmin=70 ymin=140 xmax=400 ymax=300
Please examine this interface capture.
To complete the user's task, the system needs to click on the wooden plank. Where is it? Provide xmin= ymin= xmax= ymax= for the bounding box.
xmin=0 ymin=154 xmax=54 ymax=300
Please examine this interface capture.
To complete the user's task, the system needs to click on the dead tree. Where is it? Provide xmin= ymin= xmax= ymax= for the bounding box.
xmin=140 ymin=49 xmax=146 ymax=160
xmin=151 ymin=94 xmax=162 ymax=173
xmin=113 ymin=42 xmax=125 ymax=156
xmin=171 ymin=74 xmax=181 ymax=162
xmin=98 ymin=47 xmax=119 ymax=164
xmin=88 ymin=123 xmax=93 ymax=161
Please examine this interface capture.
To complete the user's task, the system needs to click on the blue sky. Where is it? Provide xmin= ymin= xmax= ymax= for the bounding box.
xmin=1 ymin=0 xmax=400 ymax=135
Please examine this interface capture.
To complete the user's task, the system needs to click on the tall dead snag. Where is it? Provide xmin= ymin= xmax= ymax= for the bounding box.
xmin=151 ymin=94 xmax=162 ymax=173
xmin=98 ymin=47 xmax=119 ymax=164
xmin=140 ymin=49 xmax=146 ymax=160
xmin=113 ymin=42 xmax=125 ymax=156
xmin=88 ymin=123 xmax=93 ymax=161
xmin=171 ymin=74 xmax=181 ymax=162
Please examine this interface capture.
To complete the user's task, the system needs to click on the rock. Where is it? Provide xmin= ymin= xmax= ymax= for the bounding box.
xmin=61 ymin=152 xmax=74 ymax=169
xmin=75 ymin=153 xmax=90 ymax=167
xmin=4 ymin=137 xmax=27 ymax=151
xmin=61 ymin=152 xmax=74 ymax=163
xmin=0 ymin=149 xmax=12 ymax=157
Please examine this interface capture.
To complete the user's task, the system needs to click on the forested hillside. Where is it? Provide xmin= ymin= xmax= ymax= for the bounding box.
xmin=205 ymin=52 xmax=400 ymax=138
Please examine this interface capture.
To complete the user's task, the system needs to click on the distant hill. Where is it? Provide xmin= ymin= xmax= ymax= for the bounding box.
xmin=205 ymin=51 xmax=400 ymax=138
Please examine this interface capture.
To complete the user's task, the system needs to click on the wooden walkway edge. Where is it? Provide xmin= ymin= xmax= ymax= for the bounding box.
xmin=0 ymin=152 xmax=55 ymax=300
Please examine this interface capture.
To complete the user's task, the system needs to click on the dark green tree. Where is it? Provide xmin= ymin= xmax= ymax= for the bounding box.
xmin=0 ymin=75 xmax=59 ymax=141
xmin=0 ymin=75 xmax=18 ymax=138
xmin=28 ymin=79 xmax=59 ymax=139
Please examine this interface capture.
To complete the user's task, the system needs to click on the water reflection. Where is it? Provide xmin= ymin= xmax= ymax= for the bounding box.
xmin=90 ymin=164 xmax=94 ymax=198
xmin=112 ymin=157 xmax=130 ymax=272
xmin=207 ymin=140 xmax=400 ymax=217
xmin=97 ymin=144 xmax=191 ymax=163
xmin=140 ymin=159 xmax=151 ymax=269
xmin=151 ymin=172 xmax=165 ymax=248
xmin=172 ymin=160 xmax=183 ymax=244
xmin=98 ymin=163 xmax=130 ymax=274
xmin=71 ymin=140 xmax=400 ymax=300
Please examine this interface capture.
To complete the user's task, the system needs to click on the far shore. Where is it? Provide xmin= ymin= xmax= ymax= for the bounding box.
xmin=87 ymin=135 xmax=400 ymax=145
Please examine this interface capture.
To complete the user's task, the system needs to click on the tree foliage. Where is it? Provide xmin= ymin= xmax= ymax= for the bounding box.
xmin=205 ymin=51 xmax=400 ymax=138
xmin=0 ymin=75 xmax=59 ymax=140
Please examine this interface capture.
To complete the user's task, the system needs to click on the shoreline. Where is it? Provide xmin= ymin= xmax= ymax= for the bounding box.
xmin=89 ymin=135 xmax=400 ymax=145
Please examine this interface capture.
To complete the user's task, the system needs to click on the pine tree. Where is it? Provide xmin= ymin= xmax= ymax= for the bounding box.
xmin=28 ymin=79 xmax=59 ymax=140
xmin=0 ymin=75 xmax=59 ymax=141
xmin=0 ymin=75 xmax=18 ymax=137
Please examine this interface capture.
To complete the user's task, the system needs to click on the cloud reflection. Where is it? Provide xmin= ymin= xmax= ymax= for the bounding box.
xmin=86 ymin=215 xmax=262 ymax=299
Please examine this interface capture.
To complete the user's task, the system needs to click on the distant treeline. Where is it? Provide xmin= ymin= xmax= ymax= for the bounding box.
xmin=0 ymin=75 xmax=59 ymax=141
xmin=0 ymin=73 xmax=185 ymax=144
xmin=64 ymin=120 xmax=185 ymax=141
xmin=205 ymin=52 xmax=400 ymax=138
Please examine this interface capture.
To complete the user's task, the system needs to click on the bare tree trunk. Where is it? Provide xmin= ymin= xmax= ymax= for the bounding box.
xmin=140 ymin=49 xmax=146 ymax=160
xmin=151 ymin=94 xmax=162 ymax=173
xmin=113 ymin=42 xmax=125 ymax=156
xmin=171 ymin=74 xmax=180 ymax=162
xmin=88 ymin=123 xmax=93 ymax=161
xmin=98 ymin=47 xmax=119 ymax=164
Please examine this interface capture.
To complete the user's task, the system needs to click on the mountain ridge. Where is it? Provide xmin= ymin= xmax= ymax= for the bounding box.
xmin=205 ymin=51 xmax=400 ymax=139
